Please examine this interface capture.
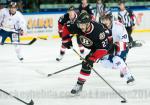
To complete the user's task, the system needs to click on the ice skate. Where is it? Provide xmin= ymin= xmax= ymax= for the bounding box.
xmin=132 ymin=41 xmax=142 ymax=47
xmin=127 ymin=76 xmax=135 ymax=85
xmin=17 ymin=55 xmax=24 ymax=62
xmin=71 ymin=83 xmax=83 ymax=95
xmin=56 ymin=55 xmax=63 ymax=61
xmin=120 ymin=72 xmax=124 ymax=78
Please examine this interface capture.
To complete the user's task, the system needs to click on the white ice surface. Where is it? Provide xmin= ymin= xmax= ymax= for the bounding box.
xmin=0 ymin=33 xmax=150 ymax=105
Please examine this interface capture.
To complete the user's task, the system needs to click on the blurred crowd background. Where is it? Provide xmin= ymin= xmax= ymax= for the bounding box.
xmin=0 ymin=0 xmax=150 ymax=13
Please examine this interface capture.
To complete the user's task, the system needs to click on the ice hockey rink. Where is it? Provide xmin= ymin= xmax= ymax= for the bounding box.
xmin=0 ymin=32 xmax=150 ymax=105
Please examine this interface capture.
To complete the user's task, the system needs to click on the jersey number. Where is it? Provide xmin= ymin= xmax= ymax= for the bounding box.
xmin=102 ymin=39 xmax=108 ymax=47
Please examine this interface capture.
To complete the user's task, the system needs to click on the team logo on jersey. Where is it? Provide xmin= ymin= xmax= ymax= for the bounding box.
xmin=79 ymin=36 xmax=93 ymax=47
xmin=99 ymin=32 xmax=105 ymax=40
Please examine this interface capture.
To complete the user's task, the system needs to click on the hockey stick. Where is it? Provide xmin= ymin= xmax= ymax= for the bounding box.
xmin=4 ymin=38 xmax=37 ymax=45
xmin=72 ymin=48 xmax=127 ymax=103
xmin=35 ymin=63 xmax=82 ymax=77
xmin=37 ymin=37 xmax=47 ymax=40
xmin=0 ymin=89 xmax=34 ymax=105
xmin=47 ymin=63 xmax=82 ymax=77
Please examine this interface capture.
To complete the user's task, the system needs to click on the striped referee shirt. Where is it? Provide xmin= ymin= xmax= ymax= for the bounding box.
xmin=118 ymin=9 xmax=135 ymax=27
xmin=96 ymin=3 xmax=104 ymax=17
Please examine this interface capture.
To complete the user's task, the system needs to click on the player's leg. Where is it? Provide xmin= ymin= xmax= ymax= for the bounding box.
xmin=100 ymin=55 xmax=116 ymax=69
xmin=71 ymin=49 xmax=108 ymax=94
xmin=112 ymin=56 xmax=134 ymax=84
xmin=126 ymin=27 xmax=133 ymax=44
xmin=0 ymin=29 xmax=9 ymax=45
xmin=71 ymin=54 xmax=93 ymax=94
xmin=56 ymin=44 xmax=66 ymax=61
xmin=126 ymin=27 xmax=142 ymax=48
xmin=56 ymin=25 xmax=71 ymax=61
xmin=117 ymin=49 xmax=129 ymax=77
xmin=10 ymin=32 xmax=23 ymax=61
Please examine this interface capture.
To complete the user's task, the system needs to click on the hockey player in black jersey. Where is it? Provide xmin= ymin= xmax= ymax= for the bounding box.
xmin=62 ymin=11 xmax=135 ymax=95
xmin=56 ymin=6 xmax=84 ymax=61
xmin=78 ymin=0 xmax=95 ymax=20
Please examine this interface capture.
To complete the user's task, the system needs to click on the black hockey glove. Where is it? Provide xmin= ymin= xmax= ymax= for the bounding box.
xmin=62 ymin=41 xmax=73 ymax=49
xmin=82 ymin=59 xmax=94 ymax=70
xmin=108 ymin=43 xmax=117 ymax=55
xmin=58 ymin=32 xmax=62 ymax=38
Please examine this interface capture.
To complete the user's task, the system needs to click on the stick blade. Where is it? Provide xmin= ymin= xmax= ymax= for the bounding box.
xmin=28 ymin=100 xmax=34 ymax=105
xmin=28 ymin=38 xmax=37 ymax=45
xmin=47 ymin=74 xmax=52 ymax=77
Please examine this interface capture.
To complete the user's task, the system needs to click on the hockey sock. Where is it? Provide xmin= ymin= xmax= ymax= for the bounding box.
xmin=14 ymin=44 xmax=23 ymax=59
xmin=112 ymin=56 xmax=132 ymax=80
xmin=77 ymin=69 xmax=91 ymax=85
xmin=60 ymin=45 xmax=66 ymax=55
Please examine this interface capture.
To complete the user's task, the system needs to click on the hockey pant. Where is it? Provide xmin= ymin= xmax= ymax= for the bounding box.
xmin=100 ymin=55 xmax=132 ymax=80
xmin=0 ymin=29 xmax=23 ymax=59
xmin=77 ymin=49 xmax=108 ymax=85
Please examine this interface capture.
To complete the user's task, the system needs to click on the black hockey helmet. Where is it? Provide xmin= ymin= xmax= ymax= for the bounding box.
xmin=68 ymin=5 xmax=75 ymax=12
xmin=118 ymin=0 xmax=125 ymax=5
xmin=101 ymin=8 xmax=113 ymax=21
xmin=104 ymin=8 xmax=112 ymax=18
xmin=77 ymin=11 xmax=91 ymax=24
xmin=9 ymin=2 xmax=18 ymax=8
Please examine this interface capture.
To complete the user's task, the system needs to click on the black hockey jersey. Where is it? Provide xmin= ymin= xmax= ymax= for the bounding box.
xmin=78 ymin=4 xmax=94 ymax=20
xmin=58 ymin=12 xmax=78 ymax=34
xmin=76 ymin=22 xmax=111 ymax=51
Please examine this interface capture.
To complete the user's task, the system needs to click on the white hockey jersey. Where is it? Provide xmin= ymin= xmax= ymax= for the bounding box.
xmin=112 ymin=20 xmax=129 ymax=43
xmin=0 ymin=8 xmax=26 ymax=33
xmin=111 ymin=21 xmax=129 ymax=52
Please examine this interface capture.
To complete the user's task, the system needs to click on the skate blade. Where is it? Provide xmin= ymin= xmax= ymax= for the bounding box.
xmin=127 ymin=81 xmax=135 ymax=86
xmin=70 ymin=92 xmax=80 ymax=97
xmin=56 ymin=58 xmax=62 ymax=61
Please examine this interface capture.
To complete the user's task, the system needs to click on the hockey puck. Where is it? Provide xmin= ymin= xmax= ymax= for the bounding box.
xmin=121 ymin=100 xmax=127 ymax=103
xmin=47 ymin=74 xmax=52 ymax=77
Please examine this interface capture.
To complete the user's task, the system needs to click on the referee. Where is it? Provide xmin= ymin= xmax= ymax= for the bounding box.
xmin=118 ymin=1 xmax=138 ymax=48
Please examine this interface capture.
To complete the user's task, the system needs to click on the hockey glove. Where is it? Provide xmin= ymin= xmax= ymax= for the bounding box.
xmin=62 ymin=40 xmax=73 ymax=49
xmin=108 ymin=43 xmax=117 ymax=55
xmin=82 ymin=59 xmax=94 ymax=70
xmin=18 ymin=29 xmax=24 ymax=36
xmin=58 ymin=30 xmax=63 ymax=38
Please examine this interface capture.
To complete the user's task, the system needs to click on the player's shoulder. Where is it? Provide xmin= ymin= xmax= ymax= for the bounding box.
xmin=87 ymin=4 xmax=93 ymax=9
xmin=112 ymin=21 xmax=125 ymax=31
xmin=93 ymin=21 xmax=105 ymax=29
xmin=0 ymin=8 xmax=8 ymax=13
xmin=78 ymin=4 xmax=82 ymax=8
xmin=113 ymin=21 xmax=125 ymax=30
xmin=15 ymin=11 xmax=24 ymax=17
xmin=113 ymin=21 xmax=124 ymax=26
xmin=64 ymin=13 xmax=69 ymax=18
xmin=60 ymin=13 xmax=69 ymax=19
xmin=92 ymin=21 xmax=106 ymax=34
xmin=126 ymin=8 xmax=133 ymax=13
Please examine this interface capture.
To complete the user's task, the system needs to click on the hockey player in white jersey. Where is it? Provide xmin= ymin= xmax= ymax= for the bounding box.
xmin=0 ymin=2 xmax=26 ymax=61
xmin=100 ymin=12 xmax=135 ymax=84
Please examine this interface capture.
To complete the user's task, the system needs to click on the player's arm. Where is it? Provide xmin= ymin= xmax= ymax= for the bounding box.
xmin=118 ymin=12 xmax=123 ymax=23
xmin=62 ymin=24 xmax=81 ymax=49
xmin=115 ymin=24 xmax=129 ymax=52
xmin=128 ymin=10 xmax=136 ymax=26
xmin=0 ymin=8 xmax=5 ymax=26
xmin=18 ymin=13 xmax=27 ymax=36
xmin=58 ymin=14 xmax=69 ymax=37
